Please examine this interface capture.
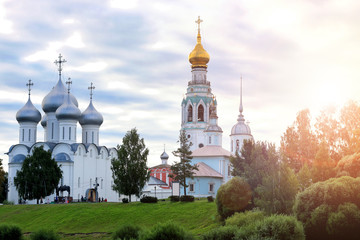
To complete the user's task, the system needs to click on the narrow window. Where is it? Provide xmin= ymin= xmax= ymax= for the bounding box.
xmin=69 ymin=127 xmax=71 ymax=140
xmin=62 ymin=127 xmax=65 ymax=140
xmin=86 ymin=132 xmax=88 ymax=144
xmin=228 ymin=165 xmax=231 ymax=176
xmin=90 ymin=149 xmax=93 ymax=158
xmin=51 ymin=123 xmax=54 ymax=139
xmin=189 ymin=183 xmax=194 ymax=192
xmin=101 ymin=179 xmax=103 ymax=189
xmin=198 ymin=105 xmax=204 ymax=121
xmin=28 ymin=129 xmax=31 ymax=141
xmin=78 ymin=177 xmax=80 ymax=188
xmin=90 ymin=178 xmax=92 ymax=188
xmin=187 ymin=105 xmax=193 ymax=122
xmin=92 ymin=132 xmax=94 ymax=143
xmin=22 ymin=129 xmax=24 ymax=142
xmin=236 ymin=139 xmax=240 ymax=151
xmin=209 ymin=183 xmax=214 ymax=192
xmin=231 ymin=140 xmax=233 ymax=152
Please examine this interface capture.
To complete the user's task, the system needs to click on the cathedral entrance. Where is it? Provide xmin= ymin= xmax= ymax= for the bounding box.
xmin=85 ymin=188 xmax=98 ymax=202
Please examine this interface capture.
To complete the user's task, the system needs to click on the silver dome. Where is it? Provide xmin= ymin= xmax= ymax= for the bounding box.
xmin=42 ymin=79 xmax=78 ymax=113
xmin=16 ymin=97 xmax=41 ymax=123
xmin=160 ymin=151 xmax=169 ymax=159
xmin=79 ymin=101 xmax=103 ymax=126
xmin=205 ymin=124 xmax=223 ymax=132
xmin=231 ymin=114 xmax=251 ymax=135
xmin=41 ymin=114 xmax=47 ymax=127
xmin=55 ymin=94 xmax=81 ymax=120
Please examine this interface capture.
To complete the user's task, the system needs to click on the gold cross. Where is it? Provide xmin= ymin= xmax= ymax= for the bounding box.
xmin=195 ymin=16 xmax=203 ymax=33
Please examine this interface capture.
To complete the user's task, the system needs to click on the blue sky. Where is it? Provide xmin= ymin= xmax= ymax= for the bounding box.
xmin=1 ymin=0 xmax=360 ymax=171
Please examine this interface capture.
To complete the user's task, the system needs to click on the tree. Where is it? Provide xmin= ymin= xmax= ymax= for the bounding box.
xmin=0 ymin=159 xmax=6 ymax=202
xmin=335 ymin=152 xmax=360 ymax=177
xmin=311 ymin=142 xmax=335 ymax=183
xmin=111 ymin=128 xmax=150 ymax=202
xmin=280 ymin=109 xmax=318 ymax=172
xmin=169 ymin=130 xmax=198 ymax=196
xmin=14 ymin=146 xmax=62 ymax=204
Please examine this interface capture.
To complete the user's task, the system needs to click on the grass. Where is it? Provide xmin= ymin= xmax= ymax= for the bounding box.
xmin=0 ymin=199 xmax=219 ymax=239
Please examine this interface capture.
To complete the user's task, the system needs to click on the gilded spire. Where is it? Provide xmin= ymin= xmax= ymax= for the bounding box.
xmin=189 ymin=16 xmax=210 ymax=68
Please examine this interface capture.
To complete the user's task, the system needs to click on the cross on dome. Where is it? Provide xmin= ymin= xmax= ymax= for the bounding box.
xmin=195 ymin=16 xmax=203 ymax=34
xmin=26 ymin=79 xmax=33 ymax=96
xmin=88 ymin=82 xmax=95 ymax=100
xmin=66 ymin=77 xmax=72 ymax=94
xmin=54 ymin=53 xmax=67 ymax=80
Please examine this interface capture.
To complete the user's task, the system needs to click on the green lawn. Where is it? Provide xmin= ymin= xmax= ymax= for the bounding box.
xmin=0 ymin=200 xmax=219 ymax=239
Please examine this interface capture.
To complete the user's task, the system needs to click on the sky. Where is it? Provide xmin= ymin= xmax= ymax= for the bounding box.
xmin=1 ymin=0 xmax=360 ymax=172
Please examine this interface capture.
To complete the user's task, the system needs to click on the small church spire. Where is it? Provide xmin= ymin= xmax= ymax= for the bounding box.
xmin=237 ymin=76 xmax=245 ymax=122
xmin=26 ymin=79 xmax=33 ymax=97
xmin=54 ymin=53 xmax=67 ymax=81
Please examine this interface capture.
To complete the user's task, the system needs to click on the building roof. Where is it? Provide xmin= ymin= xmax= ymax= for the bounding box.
xmin=193 ymin=162 xmax=223 ymax=178
xmin=148 ymin=176 xmax=168 ymax=185
xmin=191 ymin=145 xmax=231 ymax=157
xmin=150 ymin=163 xmax=171 ymax=169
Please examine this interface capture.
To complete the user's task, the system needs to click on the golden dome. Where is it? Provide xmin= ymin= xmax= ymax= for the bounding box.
xmin=188 ymin=17 xmax=210 ymax=68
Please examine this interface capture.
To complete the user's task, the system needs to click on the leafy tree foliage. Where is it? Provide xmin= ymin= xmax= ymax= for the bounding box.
xmin=293 ymin=176 xmax=360 ymax=240
xmin=111 ymin=128 xmax=150 ymax=202
xmin=311 ymin=142 xmax=335 ymax=183
xmin=335 ymin=152 xmax=360 ymax=177
xmin=216 ymin=176 xmax=252 ymax=220
xmin=14 ymin=146 xmax=62 ymax=204
xmin=169 ymin=130 xmax=198 ymax=196
xmin=280 ymin=109 xmax=318 ymax=172
xmin=296 ymin=163 xmax=312 ymax=192
xmin=0 ymin=159 xmax=6 ymax=203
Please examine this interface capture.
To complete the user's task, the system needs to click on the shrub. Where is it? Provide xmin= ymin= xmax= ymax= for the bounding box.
xmin=207 ymin=196 xmax=214 ymax=202
xmin=122 ymin=198 xmax=129 ymax=203
xmin=201 ymin=226 xmax=237 ymax=240
xmin=180 ymin=195 xmax=194 ymax=202
xmin=30 ymin=229 xmax=60 ymax=240
xmin=140 ymin=196 xmax=158 ymax=203
xmin=335 ymin=153 xmax=360 ymax=177
xmin=216 ymin=177 xmax=252 ymax=220
xmin=169 ymin=196 xmax=180 ymax=202
xmin=2 ymin=200 xmax=14 ymax=205
xmin=253 ymin=215 xmax=305 ymax=240
xmin=0 ymin=224 xmax=22 ymax=240
xmin=293 ymin=176 xmax=360 ymax=240
xmin=113 ymin=224 xmax=142 ymax=240
xmin=141 ymin=221 xmax=193 ymax=240
xmin=225 ymin=210 xmax=265 ymax=227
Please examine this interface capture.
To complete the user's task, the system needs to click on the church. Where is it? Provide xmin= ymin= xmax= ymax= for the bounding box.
xmin=179 ymin=17 xmax=253 ymax=197
xmin=7 ymin=55 xmax=119 ymax=204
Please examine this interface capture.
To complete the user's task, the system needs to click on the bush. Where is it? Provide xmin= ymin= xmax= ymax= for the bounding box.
xmin=180 ymin=195 xmax=194 ymax=202
xmin=122 ymin=198 xmax=129 ymax=203
xmin=2 ymin=200 xmax=14 ymax=205
xmin=293 ymin=176 xmax=360 ymax=240
xmin=0 ymin=224 xmax=22 ymax=240
xmin=252 ymin=215 xmax=305 ymax=240
xmin=207 ymin=196 xmax=214 ymax=202
xmin=169 ymin=196 xmax=180 ymax=202
xmin=216 ymin=177 xmax=252 ymax=220
xmin=225 ymin=210 xmax=265 ymax=227
xmin=30 ymin=229 xmax=60 ymax=240
xmin=140 ymin=196 xmax=158 ymax=203
xmin=141 ymin=221 xmax=193 ymax=240
xmin=113 ymin=224 xmax=142 ymax=240
xmin=201 ymin=226 xmax=237 ymax=240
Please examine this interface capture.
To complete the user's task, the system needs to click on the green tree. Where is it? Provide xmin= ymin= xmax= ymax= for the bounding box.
xmin=0 ymin=159 xmax=6 ymax=203
xmin=296 ymin=163 xmax=312 ymax=191
xmin=335 ymin=152 xmax=360 ymax=177
xmin=111 ymin=128 xmax=150 ymax=202
xmin=14 ymin=146 xmax=62 ymax=204
xmin=169 ymin=130 xmax=198 ymax=196
xmin=311 ymin=142 xmax=335 ymax=183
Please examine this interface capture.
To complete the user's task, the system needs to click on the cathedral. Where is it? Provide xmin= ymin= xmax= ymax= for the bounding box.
xmin=7 ymin=55 xmax=119 ymax=204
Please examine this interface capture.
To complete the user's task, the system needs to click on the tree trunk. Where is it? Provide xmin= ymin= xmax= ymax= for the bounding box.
xmin=37 ymin=199 xmax=39 ymax=204
xmin=183 ymin=184 xmax=186 ymax=196
xmin=129 ymin=195 xmax=131 ymax=202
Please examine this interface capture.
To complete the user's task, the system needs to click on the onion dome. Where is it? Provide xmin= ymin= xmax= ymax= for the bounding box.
xmin=42 ymin=79 xmax=78 ymax=113
xmin=41 ymin=114 xmax=47 ymax=127
xmin=79 ymin=101 xmax=103 ymax=126
xmin=160 ymin=151 xmax=169 ymax=160
xmin=16 ymin=97 xmax=41 ymax=123
xmin=55 ymin=93 xmax=81 ymax=120
xmin=189 ymin=17 xmax=210 ymax=68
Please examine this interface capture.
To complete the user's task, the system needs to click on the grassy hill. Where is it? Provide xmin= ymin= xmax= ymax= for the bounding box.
xmin=0 ymin=200 xmax=219 ymax=239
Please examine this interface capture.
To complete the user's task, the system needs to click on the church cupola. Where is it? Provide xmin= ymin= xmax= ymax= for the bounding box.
xmin=160 ymin=147 xmax=169 ymax=165
xmin=56 ymin=78 xmax=81 ymax=144
xmin=42 ymin=54 xmax=78 ymax=143
xmin=189 ymin=16 xmax=210 ymax=69
xmin=230 ymin=77 xmax=253 ymax=155
xmin=79 ymin=82 xmax=103 ymax=145
xmin=204 ymin=100 xmax=223 ymax=146
xmin=16 ymin=80 xmax=41 ymax=147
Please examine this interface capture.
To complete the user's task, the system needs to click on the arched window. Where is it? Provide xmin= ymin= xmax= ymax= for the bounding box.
xmin=209 ymin=136 xmax=212 ymax=144
xmin=187 ymin=105 xmax=193 ymax=122
xmin=28 ymin=129 xmax=31 ymax=141
xmin=236 ymin=139 xmax=240 ymax=151
xmin=78 ymin=177 xmax=80 ymax=188
xmin=231 ymin=140 xmax=233 ymax=152
xmin=198 ymin=105 xmax=204 ymax=121
xmin=90 ymin=178 xmax=92 ymax=188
